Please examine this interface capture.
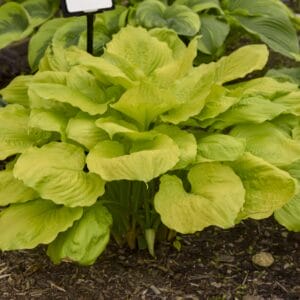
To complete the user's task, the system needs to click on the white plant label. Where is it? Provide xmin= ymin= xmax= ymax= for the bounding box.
xmin=65 ymin=0 xmax=113 ymax=13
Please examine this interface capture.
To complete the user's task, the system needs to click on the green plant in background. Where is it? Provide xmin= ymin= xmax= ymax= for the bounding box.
xmin=128 ymin=0 xmax=300 ymax=60
xmin=0 ymin=26 xmax=300 ymax=265
xmin=0 ymin=0 xmax=60 ymax=49
xmin=28 ymin=5 xmax=128 ymax=72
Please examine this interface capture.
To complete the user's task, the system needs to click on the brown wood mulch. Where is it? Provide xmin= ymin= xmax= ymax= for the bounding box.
xmin=0 ymin=218 xmax=299 ymax=299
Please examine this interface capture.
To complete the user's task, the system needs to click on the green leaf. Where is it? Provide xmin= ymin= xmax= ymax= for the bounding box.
xmin=195 ymin=85 xmax=238 ymax=122
xmin=66 ymin=47 xmax=135 ymax=88
xmin=154 ymin=124 xmax=197 ymax=169
xmin=136 ymin=0 xmax=200 ymax=36
xmin=66 ymin=113 xmax=109 ymax=150
xmin=226 ymin=0 xmax=299 ymax=59
xmin=230 ymin=122 xmax=300 ymax=166
xmin=0 ymin=2 xmax=32 ymax=49
xmin=266 ymin=67 xmax=300 ymax=86
xmin=0 ymin=104 xmax=52 ymax=160
xmin=175 ymin=0 xmax=222 ymax=13
xmin=28 ymin=18 xmax=73 ymax=71
xmin=154 ymin=162 xmax=245 ymax=233
xmin=47 ymin=202 xmax=112 ymax=265
xmin=87 ymin=134 xmax=180 ymax=182
xmin=105 ymin=26 xmax=174 ymax=77
xmin=273 ymin=91 xmax=300 ymax=116
xmin=67 ymin=67 xmax=108 ymax=106
xmin=151 ymin=37 xmax=199 ymax=87
xmin=0 ymin=170 xmax=38 ymax=206
xmin=95 ymin=116 xmax=138 ymax=139
xmin=0 ymin=75 xmax=33 ymax=107
xmin=196 ymin=134 xmax=245 ymax=162
xmin=28 ymin=83 xmax=108 ymax=116
xmin=0 ymin=199 xmax=83 ymax=250
xmin=228 ymin=77 xmax=298 ymax=99
xmin=161 ymin=63 xmax=216 ymax=124
xmin=29 ymin=108 xmax=68 ymax=139
xmin=149 ymin=27 xmax=187 ymax=59
xmin=229 ymin=153 xmax=297 ymax=220
xmin=209 ymin=96 xmax=288 ymax=130
xmin=214 ymin=44 xmax=269 ymax=84
xmin=275 ymin=194 xmax=300 ymax=232
xmin=14 ymin=142 xmax=105 ymax=207
xmin=52 ymin=17 xmax=86 ymax=49
xmin=22 ymin=0 xmax=60 ymax=27
xmin=197 ymin=15 xmax=229 ymax=55
xmin=112 ymin=81 xmax=179 ymax=129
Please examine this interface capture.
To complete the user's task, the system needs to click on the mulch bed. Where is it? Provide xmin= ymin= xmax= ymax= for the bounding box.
xmin=0 ymin=218 xmax=299 ymax=299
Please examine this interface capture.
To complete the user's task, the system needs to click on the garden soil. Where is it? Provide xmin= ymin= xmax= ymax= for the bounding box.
xmin=0 ymin=218 xmax=299 ymax=299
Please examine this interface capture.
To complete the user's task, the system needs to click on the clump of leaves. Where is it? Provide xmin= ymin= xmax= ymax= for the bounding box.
xmin=1 ymin=26 xmax=300 ymax=265
xmin=0 ymin=0 xmax=60 ymax=49
xmin=130 ymin=0 xmax=300 ymax=60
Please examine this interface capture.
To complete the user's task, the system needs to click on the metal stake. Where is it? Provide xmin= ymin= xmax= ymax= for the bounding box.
xmin=87 ymin=13 xmax=95 ymax=54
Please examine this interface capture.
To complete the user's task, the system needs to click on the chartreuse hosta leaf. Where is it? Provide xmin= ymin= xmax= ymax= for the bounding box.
xmin=14 ymin=142 xmax=105 ymax=207
xmin=195 ymin=85 xmax=238 ymax=122
xmin=66 ymin=113 xmax=109 ymax=150
xmin=66 ymin=47 xmax=135 ymax=88
xmin=0 ymin=2 xmax=32 ymax=49
xmin=161 ymin=44 xmax=268 ymax=124
xmin=29 ymin=108 xmax=68 ymax=140
xmin=112 ymin=81 xmax=179 ymax=129
xmin=28 ymin=83 xmax=107 ymax=116
xmin=274 ymin=160 xmax=300 ymax=231
xmin=230 ymin=153 xmax=297 ymax=220
xmin=275 ymin=194 xmax=300 ymax=231
xmin=196 ymin=134 xmax=245 ymax=163
xmin=67 ymin=26 xmax=175 ymax=88
xmin=227 ymin=77 xmax=298 ymax=99
xmin=214 ymin=45 xmax=269 ymax=84
xmin=208 ymin=96 xmax=288 ymax=130
xmin=230 ymin=122 xmax=300 ymax=166
xmin=154 ymin=124 xmax=197 ymax=169
xmin=0 ymin=75 xmax=33 ymax=107
xmin=273 ymin=91 xmax=300 ymax=116
xmin=0 ymin=170 xmax=38 ymax=206
xmin=135 ymin=0 xmax=200 ymax=36
xmin=151 ymin=36 xmax=198 ymax=87
xmin=95 ymin=116 xmax=139 ymax=139
xmin=0 ymin=104 xmax=53 ymax=160
xmin=105 ymin=26 xmax=174 ymax=77
xmin=0 ymin=199 xmax=83 ymax=250
xmin=154 ymin=163 xmax=245 ymax=234
xmin=160 ymin=63 xmax=216 ymax=124
xmin=47 ymin=202 xmax=112 ymax=265
xmin=87 ymin=134 xmax=180 ymax=182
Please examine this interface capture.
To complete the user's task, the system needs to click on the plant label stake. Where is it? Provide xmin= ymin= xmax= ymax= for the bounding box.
xmin=61 ymin=0 xmax=114 ymax=54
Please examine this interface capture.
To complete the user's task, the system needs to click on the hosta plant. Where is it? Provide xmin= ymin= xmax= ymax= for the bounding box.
xmin=0 ymin=0 xmax=60 ymax=49
xmin=131 ymin=0 xmax=300 ymax=60
xmin=1 ymin=26 xmax=300 ymax=265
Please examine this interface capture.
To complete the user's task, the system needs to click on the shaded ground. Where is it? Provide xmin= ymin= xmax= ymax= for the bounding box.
xmin=0 ymin=218 xmax=299 ymax=299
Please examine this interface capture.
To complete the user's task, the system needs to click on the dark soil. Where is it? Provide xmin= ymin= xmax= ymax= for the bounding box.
xmin=0 ymin=39 xmax=30 ymax=90
xmin=0 ymin=218 xmax=299 ymax=299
